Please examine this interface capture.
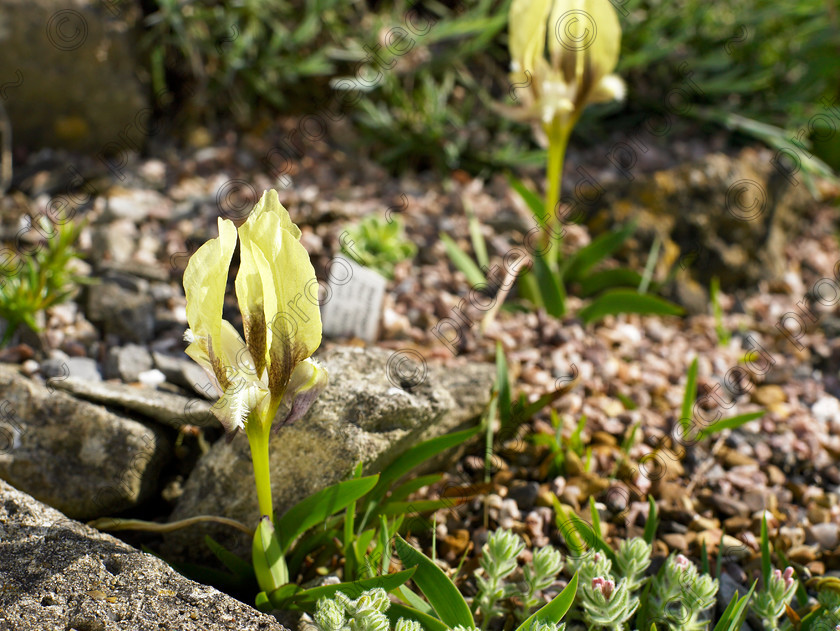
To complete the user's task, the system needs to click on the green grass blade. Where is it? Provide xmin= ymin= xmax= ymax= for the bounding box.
xmin=276 ymin=474 xmax=379 ymax=552
xmin=395 ymin=535 xmax=475 ymax=628
xmin=644 ymin=496 xmax=658 ymax=545
xmin=697 ymin=411 xmax=765 ymax=440
xmin=579 ymin=289 xmax=683 ymax=324
xmin=760 ymin=513 xmax=772 ymax=586
xmin=388 ymin=474 xmax=445 ymax=503
xmin=496 ymin=342 xmax=512 ymax=426
xmin=440 ymin=233 xmax=486 ymax=287
xmin=680 ymin=358 xmax=699 ymax=433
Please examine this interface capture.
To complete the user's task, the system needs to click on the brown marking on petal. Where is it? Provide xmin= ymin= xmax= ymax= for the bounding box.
xmin=243 ymin=308 xmax=267 ymax=378
xmin=266 ymin=314 xmax=309 ymax=401
xmin=206 ymin=335 xmax=232 ymax=391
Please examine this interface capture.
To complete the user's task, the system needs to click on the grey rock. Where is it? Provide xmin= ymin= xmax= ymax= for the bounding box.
xmin=41 ymin=356 xmax=102 ymax=382
xmin=104 ymin=344 xmax=154 ymax=382
xmin=48 ymin=377 xmax=218 ymax=430
xmin=807 ymin=522 xmax=840 ymax=550
xmin=86 ymin=282 xmax=155 ymax=343
xmin=153 ymin=351 xmax=220 ymax=400
xmin=100 ymin=188 xmax=172 ymax=223
xmin=0 ymin=0 xmax=148 ymax=153
xmin=0 ymin=478 xmax=287 ymax=631
xmin=165 ymin=346 xmax=494 ymax=562
xmin=0 ymin=364 xmax=170 ymax=520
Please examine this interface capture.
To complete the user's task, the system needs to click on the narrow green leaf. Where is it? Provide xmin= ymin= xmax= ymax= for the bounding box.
xmin=711 ymin=580 xmax=757 ymax=631
xmin=276 ymin=475 xmax=379 ymax=552
xmin=552 ymin=498 xmax=585 ymax=556
xmin=701 ymin=539 xmax=710 ymax=576
xmin=270 ymin=568 xmax=415 ymax=611
xmin=205 ymin=535 xmax=255 ymax=582
xmin=761 ymin=513 xmax=772 ymax=587
xmin=532 ymin=253 xmax=566 ymax=318
xmin=579 ymin=289 xmax=684 ymax=324
xmin=697 ymin=411 xmax=765 ymax=440
xmin=252 ymin=516 xmax=288 ymax=593
xmin=680 ymin=358 xmax=699 ymax=434
xmin=379 ymin=498 xmax=467 ymax=516
xmin=514 ymin=572 xmax=578 ymax=631
xmin=388 ymin=603 xmax=449 ymax=631
xmin=398 ymin=585 xmax=436 ymax=616
xmin=589 ymin=497 xmax=602 ymax=540
xmin=577 ymin=268 xmax=644 ymax=297
xmin=466 ymin=202 xmax=489 ymax=269
xmin=507 ymin=173 xmax=547 ymax=225
xmin=563 ymin=222 xmax=637 ymax=283
xmin=496 ymin=343 xmax=511 ymax=426
xmin=389 ymin=474 xmax=445 ymax=503
xmin=394 ymin=534 xmax=475 ymax=628
xmin=440 ymin=233 xmax=486 ymax=287
xmin=644 ymin=496 xmax=658 ymax=545
xmin=366 ymin=428 xmax=479 ymax=512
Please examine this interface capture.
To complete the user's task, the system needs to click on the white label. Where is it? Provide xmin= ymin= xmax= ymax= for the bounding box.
xmin=321 ymin=256 xmax=386 ymax=342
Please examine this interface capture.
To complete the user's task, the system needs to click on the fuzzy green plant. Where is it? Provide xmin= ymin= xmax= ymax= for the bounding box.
xmin=340 ymin=215 xmax=416 ymax=279
xmin=475 ymin=529 xmax=526 ymax=627
xmin=750 ymin=567 xmax=797 ymax=630
xmin=579 ymin=576 xmax=638 ymax=631
xmin=647 ymin=553 xmax=718 ymax=631
xmin=0 ymin=217 xmax=90 ymax=346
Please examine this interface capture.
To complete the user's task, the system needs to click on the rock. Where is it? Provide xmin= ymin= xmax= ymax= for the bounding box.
xmin=812 ymin=396 xmax=840 ymax=424
xmin=165 ymin=346 xmax=494 ymax=562
xmin=0 ymin=479 xmax=287 ymax=631
xmin=807 ymin=522 xmax=840 ymax=550
xmin=104 ymin=344 xmax=153 ymax=382
xmin=98 ymin=187 xmax=173 ymax=223
xmin=48 ymin=377 xmax=218 ymax=430
xmin=86 ymin=282 xmax=155 ymax=343
xmin=507 ymin=480 xmax=540 ymax=511
xmin=752 ymin=385 xmax=786 ymax=406
xmin=0 ymin=0 xmax=148 ymax=153
xmin=41 ymin=356 xmax=101 ymax=382
xmin=0 ymin=364 xmax=170 ymax=519
xmin=153 ymin=352 xmax=220 ymax=399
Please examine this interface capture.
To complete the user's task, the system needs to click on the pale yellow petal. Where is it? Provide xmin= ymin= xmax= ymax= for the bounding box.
xmin=277 ymin=358 xmax=328 ymax=426
xmin=509 ymin=0 xmax=552 ymax=76
xmin=248 ymin=189 xmax=301 ymax=240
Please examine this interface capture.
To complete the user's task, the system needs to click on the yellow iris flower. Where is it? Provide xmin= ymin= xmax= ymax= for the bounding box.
xmin=183 ymin=189 xmax=327 ymax=436
xmin=508 ymin=0 xmax=625 ymax=136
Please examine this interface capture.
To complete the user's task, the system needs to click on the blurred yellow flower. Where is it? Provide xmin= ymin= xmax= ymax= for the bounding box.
xmin=508 ymin=0 xmax=625 ymax=136
xmin=183 ymin=190 xmax=327 ymax=436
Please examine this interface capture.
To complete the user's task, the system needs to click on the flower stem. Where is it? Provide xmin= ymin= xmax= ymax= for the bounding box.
xmin=246 ymin=417 xmax=274 ymax=522
xmin=543 ymin=119 xmax=571 ymax=265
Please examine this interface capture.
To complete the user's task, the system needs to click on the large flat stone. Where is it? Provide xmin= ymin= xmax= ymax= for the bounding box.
xmin=165 ymin=346 xmax=493 ymax=561
xmin=0 ymin=364 xmax=171 ymax=520
xmin=0 ymin=478 xmax=286 ymax=631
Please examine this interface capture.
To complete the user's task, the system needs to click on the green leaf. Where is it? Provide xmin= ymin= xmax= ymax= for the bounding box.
xmin=276 ymin=474 xmax=379 ymax=552
xmin=760 ymin=513 xmax=772 ymax=587
xmin=697 ymin=411 xmax=765 ymax=440
xmin=466 ymin=202 xmax=489 ymax=269
xmin=579 ymin=289 xmax=684 ymax=324
xmin=252 ymin=516 xmax=288 ymax=593
xmin=563 ymin=222 xmax=636 ymax=283
xmin=269 ymin=568 xmax=416 ymax=611
xmin=507 ymin=174 xmax=547 ymax=225
xmin=388 ymin=603 xmax=449 ymax=631
xmin=532 ymin=253 xmax=566 ymax=318
xmin=365 ymin=428 xmax=479 ymax=514
xmin=514 ymin=572 xmax=578 ymax=631
xmin=680 ymin=358 xmax=699 ymax=434
xmin=379 ymin=498 xmax=466 ymax=516
xmin=644 ymin=496 xmax=658 ymax=545
xmin=394 ymin=534 xmax=475 ymax=628
xmin=440 ymin=233 xmax=486 ymax=287
xmin=577 ymin=268 xmax=644 ymax=297
xmin=711 ymin=580 xmax=757 ymax=631
xmin=205 ymin=536 xmax=255 ymax=582
xmin=388 ymin=474 xmax=445 ymax=503
xmin=496 ymin=343 xmax=512 ymax=426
